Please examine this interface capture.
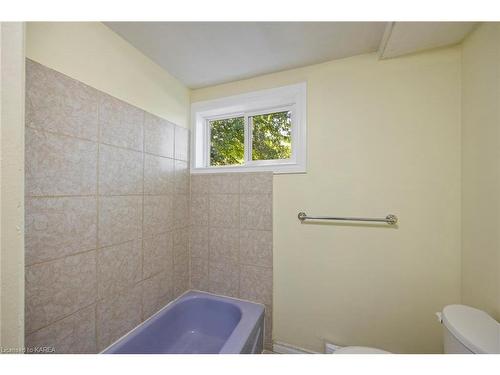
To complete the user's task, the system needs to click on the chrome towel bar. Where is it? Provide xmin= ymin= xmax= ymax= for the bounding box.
xmin=297 ymin=212 xmax=398 ymax=225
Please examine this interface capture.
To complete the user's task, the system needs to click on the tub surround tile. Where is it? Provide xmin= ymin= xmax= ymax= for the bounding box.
xmin=25 ymin=305 xmax=97 ymax=354
xmin=173 ymin=228 xmax=189 ymax=265
xmin=25 ymin=61 xmax=191 ymax=354
xmin=190 ymin=257 xmax=209 ymax=291
xmin=144 ymin=113 xmax=174 ymax=158
xmin=98 ymin=144 xmax=143 ymax=195
xmin=142 ymin=272 xmax=173 ymax=320
xmin=173 ymin=194 xmax=190 ymax=229
xmin=174 ymin=126 xmax=189 ymax=161
xmin=174 ymin=160 xmax=189 ymax=194
xmin=240 ymin=194 xmax=272 ymax=230
xmin=191 ymin=195 xmax=209 ymax=226
xmin=142 ymin=232 xmax=173 ymax=279
xmin=25 ymin=196 xmax=97 ymax=266
xmin=239 ymin=172 xmax=273 ymax=194
xmin=209 ymin=227 xmax=239 ymax=263
xmin=26 ymin=128 xmax=97 ymax=196
xmin=189 ymin=172 xmax=273 ymax=346
xmin=264 ymin=305 xmax=273 ymax=349
xmin=190 ymin=226 xmax=209 ymax=259
xmin=239 ymin=230 xmax=273 ymax=267
xmin=191 ymin=174 xmax=210 ymax=195
xmin=208 ymin=261 xmax=240 ymax=298
xmin=144 ymin=154 xmax=174 ymax=195
xmin=143 ymin=195 xmax=174 ymax=237
xmin=98 ymin=196 xmax=142 ymax=248
xmin=239 ymin=265 xmax=273 ymax=305
xmin=99 ymin=94 xmax=144 ymax=151
xmin=173 ymin=258 xmax=190 ymax=298
xmin=97 ymin=240 xmax=142 ymax=300
xmin=209 ymin=174 xmax=240 ymax=194
xmin=25 ymin=251 xmax=97 ymax=334
xmin=25 ymin=59 xmax=99 ymax=142
xmin=209 ymin=194 xmax=239 ymax=228
xmin=96 ymin=284 xmax=143 ymax=351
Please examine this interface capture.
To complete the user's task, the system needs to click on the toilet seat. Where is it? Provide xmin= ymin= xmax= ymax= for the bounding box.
xmin=334 ymin=346 xmax=391 ymax=354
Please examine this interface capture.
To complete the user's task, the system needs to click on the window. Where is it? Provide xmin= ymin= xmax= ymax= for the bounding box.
xmin=191 ymin=83 xmax=306 ymax=174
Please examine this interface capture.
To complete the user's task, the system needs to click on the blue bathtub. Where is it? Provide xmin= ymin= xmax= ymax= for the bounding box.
xmin=103 ymin=291 xmax=265 ymax=354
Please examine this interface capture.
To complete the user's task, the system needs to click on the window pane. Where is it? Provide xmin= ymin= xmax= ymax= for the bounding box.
xmin=251 ymin=110 xmax=292 ymax=161
xmin=209 ymin=117 xmax=244 ymax=166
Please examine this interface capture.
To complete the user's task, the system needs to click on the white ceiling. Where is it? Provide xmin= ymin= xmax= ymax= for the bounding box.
xmin=379 ymin=22 xmax=478 ymax=59
xmin=106 ymin=22 xmax=478 ymax=89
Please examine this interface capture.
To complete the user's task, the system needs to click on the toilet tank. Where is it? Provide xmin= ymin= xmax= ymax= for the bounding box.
xmin=440 ymin=305 xmax=500 ymax=354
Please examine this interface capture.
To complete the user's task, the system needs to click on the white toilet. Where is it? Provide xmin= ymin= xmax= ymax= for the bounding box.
xmin=334 ymin=304 xmax=500 ymax=354
xmin=439 ymin=304 xmax=500 ymax=354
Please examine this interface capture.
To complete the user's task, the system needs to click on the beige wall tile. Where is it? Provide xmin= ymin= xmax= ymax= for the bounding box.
xmin=264 ymin=305 xmax=273 ymax=348
xmin=142 ymin=271 xmax=173 ymax=320
xmin=96 ymin=284 xmax=142 ymax=351
xmin=144 ymin=112 xmax=174 ymax=158
xmin=210 ymin=194 xmax=239 ymax=228
xmin=239 ymin=265 xmax=272 ymax=305
xmin=26 ymin=128 xmax=97 ymax=196
xmin=144 ymin=154 xmax=174 ymax=195
xmin=99 ymin=144 xmax=143 ymax=195
xmin=191 ymin=195 xmax=209 ymax=226
xmin=190 ymin=257 xmax=208 ymax=291
xmin=97 ymin=240 xmax=142 ymax=299
xmin=25 ymin=196 xmax=97 ymax=266
xmin=173 ymin=228 xmax=189 ymax=265
xmin=25 ymin=305 xmax=97 ymax=354
xmin=173 ymin=194 xmax=190 ymax=229
xmin=240 ymin=172 xmax=273 ymax=194
xmin=190 ymin=226 xmax=208 ymax=259
xmin=239 ymin=230 xmax=272 ymax=268
xmin=174 ymin=126 xmax=189 ymax=161
xmin=209 ymin=174 xmax=240 ymax=194
xmin=99 ymin=196 xmax=142 ymax=248
xmin=26 ymin=59 xmax=99 ymax=141
xmin=99 ymin=93 xmax=144 ymax=151
xmin=208 ymin=261 xmax=240 ymax=298
xmin=240 ymin=194 xmax=272 ymax=230
xmin=209 ymin=227 xmax=239 ymax=263
xmin=173 ymin=257 xmax=189 ymax=298
xmin=25 ymin=251 xmax=97 ymax=333
xmin=191 ymin=174 xmax=210 ymax=195
xmin=142 ymin=232 xmax=173 ymax=279
xmin=174 ymin=160 xmax=189 ymax=194
xmin=143 ymin=195 xmax=173 ymax=237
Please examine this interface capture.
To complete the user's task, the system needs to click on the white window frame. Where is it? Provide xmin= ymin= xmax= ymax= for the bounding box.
xmin=191 ymin=82 xmax=307 ymax=174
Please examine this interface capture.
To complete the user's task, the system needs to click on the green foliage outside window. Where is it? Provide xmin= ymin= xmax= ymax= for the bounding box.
xmin=209 ymin=110 xmax=292 ymax=166
xmin=210 ymin=117 xmax=245 ymax=166
xmin=251 ymin=111 xmax=292 ymax=160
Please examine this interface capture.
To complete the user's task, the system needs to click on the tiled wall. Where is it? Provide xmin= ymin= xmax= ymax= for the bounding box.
xmin=189 ymin=173 xmax=273 ymax=348
xmin=24 ymin=59 xmax=190 ymax=353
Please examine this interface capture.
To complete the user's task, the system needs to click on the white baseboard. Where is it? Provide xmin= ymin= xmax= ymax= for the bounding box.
xmin=272 ymin=341 xmax=319 ymax=354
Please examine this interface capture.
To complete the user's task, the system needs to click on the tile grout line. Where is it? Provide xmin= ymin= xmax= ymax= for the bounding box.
xmin=95 ymin=96 xmax=101 ymax=350
xmin=140 ymin=110 xmax=145 ymax=322
xmin=26 ymin=124 xmax=189 ymax=162
xmin=26 ymin=301 xmax=98 ymax=338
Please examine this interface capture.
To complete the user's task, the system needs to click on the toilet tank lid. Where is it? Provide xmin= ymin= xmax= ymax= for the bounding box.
xmin=442 ymin=305 xmax=500 ymax=354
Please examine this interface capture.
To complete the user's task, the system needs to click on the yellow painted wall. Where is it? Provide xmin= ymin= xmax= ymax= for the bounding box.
xmin=192 ymin=48 xmax=462 ymax=353
xmin=461 ymin=23 xmax=500 ymax=320
xmin=0 ymin=22 xmax=25 ymax=350
xmin=25 ymin=22 xmax=190 ymax=128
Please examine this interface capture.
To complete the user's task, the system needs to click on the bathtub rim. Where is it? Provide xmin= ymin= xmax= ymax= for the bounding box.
xmin=100 ymin=290 xmax=265 ymax=354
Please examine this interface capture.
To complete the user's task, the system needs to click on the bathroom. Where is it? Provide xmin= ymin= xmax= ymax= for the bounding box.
xmin=0 ymin=2 xmax=499 ymax=373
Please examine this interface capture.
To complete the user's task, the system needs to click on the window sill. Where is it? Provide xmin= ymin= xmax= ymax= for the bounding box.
xmin=190 ymin=163 xmax=306 ymax=175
